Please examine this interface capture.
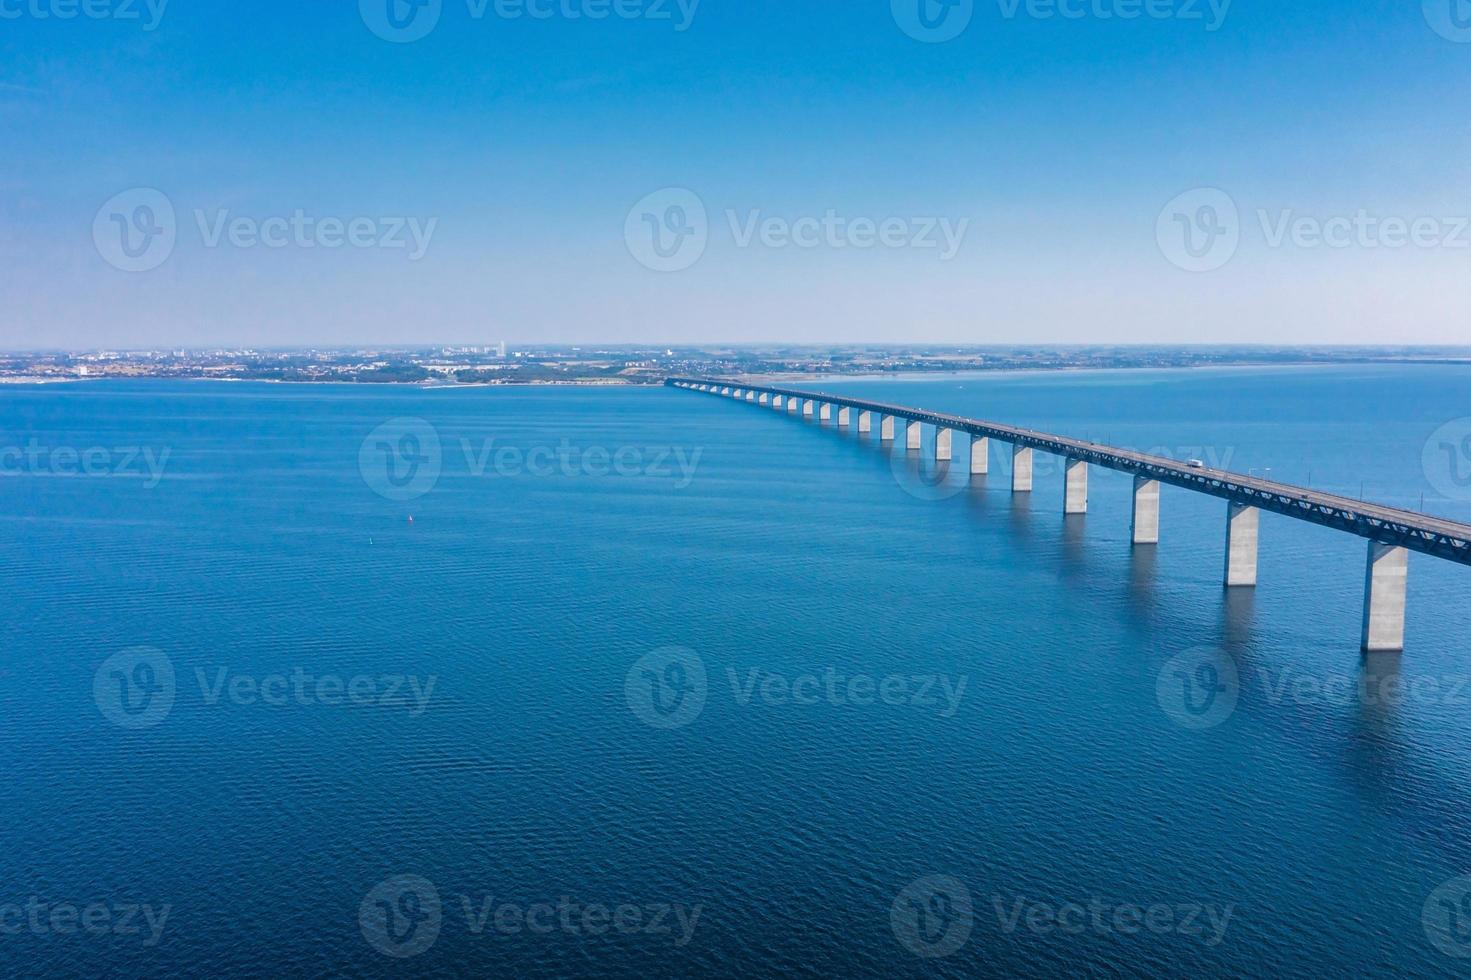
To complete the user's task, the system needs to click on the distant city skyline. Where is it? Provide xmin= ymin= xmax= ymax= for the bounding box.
xmin=4 ymin=2 xmax=1470 ymax=347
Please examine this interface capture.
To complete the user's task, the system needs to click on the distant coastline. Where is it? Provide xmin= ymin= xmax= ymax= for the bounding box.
xmin=3 ymin=345 xmax=1468 ymax=388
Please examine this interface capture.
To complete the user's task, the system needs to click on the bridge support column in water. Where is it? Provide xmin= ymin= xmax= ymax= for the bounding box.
xmin=803 ymin=399 xmax=815 ymax=417
xmin=971 ymin=436 xmax=989 ymax=475
xmin=1362 ymin=541 xmax=1409 ymax=652
xmin=906 ymin=421 xmax=922 ymax=451
xmin=858 ymin=411 xmax=872 ymax=434
xmin=773 ymin=395 xmax=783 ymax=408
xmin=838 ymin=407 xmax=851 ymax=427
xmin=1132 ymin=477 xmax=1161 ymax=544
xmin=820 ymin=403 xmax=832 ymax=422
xmin=936 ymin=428 xmax=953 ymax=461
xmin=788 ymin=397 xmax=798 ymax=413
xmin=746 ymin=391 xmax=756 ymax=402
xmin=1012 ymin=445 xmax=1033 ymax=492
xmin=1064 ymin=458 xmax=1088 ymax=514
xmin=758 ymin=392 xmax=769 ymax=404
xmin=1224 ymin=502 xmax=1260 ymax=587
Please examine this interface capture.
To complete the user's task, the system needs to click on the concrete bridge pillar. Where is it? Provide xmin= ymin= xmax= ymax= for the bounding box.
xmin=721 ymin=387 xmax=731 ymax=395
xmin=1131 ymin=477 xmax=1160 ymax=544
xmin=758 ymin=392 xmax=769 ymax=404
xmin=858 ymin=411 xmax=872 ymax=434
xmin=881 ymin=416 xmax=895 ymax=441
xmin=746 ymin=391 xmax=756 ymax=401
xmin=1011 ymin=445 xmax=1033 ymax=492
xmin=971 ymin=437 xmax=989 ymax=474
xmin=1064 ymin=458 xmax=1088 ymax=514
xmin=787 ymin=397 xmax=799 ymax=413
xmin=936 ymin=428 xmax=953 ymax=461
xmin=1224 ymin=503 xmax=1260 ymax=587
xmin=773 ymin=395 xmax=784 ymax=408
xmin=803 ymin=399 xmax=815 ymax=417
xmin=1362 ymin=542 xmax=1409 ymax=652
xmin=820 ymin=403 xmax=832 ymax=422
xmin=838 ymin=407 xmax=851 ymax=427
xmin=906 ymin=421 xmax=921 ymax=451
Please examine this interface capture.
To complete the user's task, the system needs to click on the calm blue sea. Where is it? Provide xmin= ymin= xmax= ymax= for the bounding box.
xmin=2 ymin=364 xmax=1470 ymax=978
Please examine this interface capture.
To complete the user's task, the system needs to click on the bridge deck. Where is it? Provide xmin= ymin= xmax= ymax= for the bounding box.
xmin=667 ymin=378 xmax=1471 ymax=567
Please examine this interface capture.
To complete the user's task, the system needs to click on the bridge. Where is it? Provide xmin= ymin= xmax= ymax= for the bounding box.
xmin=667 ymin=377 xmax=1471 ymax=653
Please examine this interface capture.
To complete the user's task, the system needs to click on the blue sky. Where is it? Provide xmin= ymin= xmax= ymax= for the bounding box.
xmin=3 ymin=0 xmax=1470 ymax=347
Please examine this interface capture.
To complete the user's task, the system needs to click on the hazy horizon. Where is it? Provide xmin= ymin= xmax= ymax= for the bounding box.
xmin=6 ymin=1 xmax=1471 ymax=347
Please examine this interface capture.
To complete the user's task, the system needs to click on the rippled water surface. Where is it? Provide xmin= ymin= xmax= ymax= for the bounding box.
xmin=2 ymin=365 xmax=1470 ymax=977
